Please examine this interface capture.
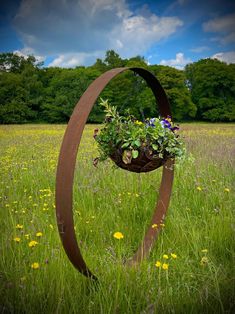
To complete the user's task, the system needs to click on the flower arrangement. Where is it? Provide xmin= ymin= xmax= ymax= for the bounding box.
xmin=93 ymin=99 xmax=185 ymax=173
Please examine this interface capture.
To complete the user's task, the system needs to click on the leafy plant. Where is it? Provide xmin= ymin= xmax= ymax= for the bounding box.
xmin=94 ymin=99 xmax=185 ymax=165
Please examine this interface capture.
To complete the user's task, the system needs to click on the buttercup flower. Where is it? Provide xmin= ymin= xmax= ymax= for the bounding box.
xmin=163 ymin=254 xmax=169 ymax=259
xmin=151 ymin=224 xmax=158 ymax=229
xmin=197 ymin=186 xmax=202 ymax=191
xmin=200 ymin=256 xmax=209 ymax=266
xmin=28 ymin=240 xmax=38 ymax=247
xmin=16 ymin=224 xmax=23 ymax=229
xmin=13 ymin=237 xmax=21 ymax=242
xmin=36 ymin=232 xmax=43 ymax=237
xmin=113 ymin=232 xmax=124 ymax=240
xmin=162 ymin=263 xmax=169 ymax=270
xmin=224 ymin=188 xmax=230 ymax=193
xmin=171 ymin=253 xmax=177 ymax=259
xmin=155 ymin=261 xmax=161 ymax=268
xmin=31 ymin=262 xmax=39 ymax=269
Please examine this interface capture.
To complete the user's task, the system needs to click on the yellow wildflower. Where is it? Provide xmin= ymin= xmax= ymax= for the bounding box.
xmin=162 ymin=263 xmax=169 ymax=270
xmin=13 ymin=237 xmax=21 ymax=243
xmin=31 ymin=262 xmax=39 ymax=269
xmin=171 ymin=253 xmax=177 ymax=259
xmin=160 ymin=223 xmax=165 ymax=227
xmin=151 ymin=224 xmax=158 ymax=229
xmin=49 ymin=224 xmax=54 ymax=230
xmin=113 ymin=232 xmax=124 ymax=240
xmin=135 ymin=120 xmax=143 ymax=126
xmin=36 ymin=232 xmax=43 ymax=237
xmin=16 ymin=224 xmax=23 ymax=229
xmin=197 ymin=186 xmax=202 ymax=191
xmin=163 ymin=254 xmax=169 ymax=259
xmin=224 ymin=188 xmax=230 ymax=193
xmin=200 ymin=256 xmax=209 ymax=266
xmin=28 ymin=240 xmax=38 ymax=247
xmin=201 ymin=249 xmax=208 ymax=253
xmin=155 ymin=261 xmax=161 ymax=268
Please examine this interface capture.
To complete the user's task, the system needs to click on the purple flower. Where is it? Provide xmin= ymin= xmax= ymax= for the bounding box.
xmin=160 ymin=119 xmax=171 ymax=129
xmin=161 ymin=117 xmax=179 ymax=132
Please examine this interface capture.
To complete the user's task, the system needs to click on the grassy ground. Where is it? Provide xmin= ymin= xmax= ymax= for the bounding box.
xmin=0 ymin=123 xmax=234 ymax=313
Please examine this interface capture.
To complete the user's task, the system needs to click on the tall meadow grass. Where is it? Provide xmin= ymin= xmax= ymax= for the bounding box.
xmin=0 ymin=123 xmax=234 ymax=313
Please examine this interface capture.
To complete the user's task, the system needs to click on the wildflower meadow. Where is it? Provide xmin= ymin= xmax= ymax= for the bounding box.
xmin=0 ymin=123 xmax=234 ymax=313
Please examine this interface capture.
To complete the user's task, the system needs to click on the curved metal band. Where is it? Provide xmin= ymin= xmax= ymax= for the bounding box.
xmin=56 ymin=67 xmax=174 ymax=279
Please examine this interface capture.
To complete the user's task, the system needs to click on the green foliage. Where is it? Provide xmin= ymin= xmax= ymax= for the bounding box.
xmin=185 ymin=58 xmax=235 ymax=121
xmin=0 ymin=51 xmax=234 ymax=124
xmin=0 ymin=123 xmax=234 ymax=313
xmin=95 ymin=99 xmax=185 ymax=164
xmin=150 ymin=65 xmax=197 ymax=120
xmin=0 ymin=52 xmax=42 ymax=73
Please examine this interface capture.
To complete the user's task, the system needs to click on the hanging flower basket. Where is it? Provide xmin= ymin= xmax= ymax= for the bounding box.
xmin=94 ymin=99 xmax=184 ymax=173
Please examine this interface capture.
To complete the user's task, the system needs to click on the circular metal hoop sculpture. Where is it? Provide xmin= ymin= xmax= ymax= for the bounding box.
xmin=56 ymin=67 xmax=174 ymax=280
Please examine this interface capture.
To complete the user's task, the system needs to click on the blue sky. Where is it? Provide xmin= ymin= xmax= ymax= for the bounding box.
xmin=0 ymin=0 xmax=235 ymax=68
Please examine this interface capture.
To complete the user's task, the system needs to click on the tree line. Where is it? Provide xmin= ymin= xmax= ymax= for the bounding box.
xmin=0 ymin=50 xmax=234 ymax=124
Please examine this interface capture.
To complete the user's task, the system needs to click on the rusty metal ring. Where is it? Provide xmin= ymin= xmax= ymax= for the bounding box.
xmin=56 ymin=67 xmax=174 ymax=280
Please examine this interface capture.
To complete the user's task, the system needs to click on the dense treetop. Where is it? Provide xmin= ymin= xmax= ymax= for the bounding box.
xmin=0 ymin=51 xmax=234 ymax=123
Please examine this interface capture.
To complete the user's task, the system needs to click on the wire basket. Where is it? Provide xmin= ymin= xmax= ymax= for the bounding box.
xmin=110 ymin=146 xmax=168 ymax=173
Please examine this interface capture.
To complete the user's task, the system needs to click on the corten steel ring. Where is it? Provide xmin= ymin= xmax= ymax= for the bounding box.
xmin=56 ymin=67 xmax=174 ymax=280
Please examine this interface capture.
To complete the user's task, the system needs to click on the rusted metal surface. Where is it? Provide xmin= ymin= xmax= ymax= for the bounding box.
xmin=110 ymin=146 xmax=168 ymax=173
xmin=56 ymin=67 xmax=174 ymax=279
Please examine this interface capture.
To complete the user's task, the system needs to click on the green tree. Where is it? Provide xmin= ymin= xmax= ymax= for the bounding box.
xmin=0 ymin=71 xmax=36 ymax=123
xmin=185 ymin=59 xmax=235 ymax=121
xmin=41 ymin=67 xmax=101 ymax=122
xmin=0 ymin=52 xmax=42 ymax=73
xmin=150 ymin=65 xmax=197 ymax=120
xmin=104 ymin=50 xmax=126 ymax=69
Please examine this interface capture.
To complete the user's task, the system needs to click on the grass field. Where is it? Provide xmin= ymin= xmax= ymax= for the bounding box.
xmin=0 ymin=123 xmax=234 ymax=313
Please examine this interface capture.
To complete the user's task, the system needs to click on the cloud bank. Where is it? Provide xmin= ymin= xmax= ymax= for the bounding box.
xmin=211 ymin=51 xmax=235 ymax=63
xmin=160 ymin=52 xmax=192 ymax=69
xmin=13 ymin=0 xmax=183 ymax=67
xmin=203 ymin=13 xmax=235 ymax=44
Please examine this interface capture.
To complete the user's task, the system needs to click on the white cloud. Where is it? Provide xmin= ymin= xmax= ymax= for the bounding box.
xmin=14 ymin=48 xmax=45 ymax=63
xmin=160 ymin=52 xmax=192 ymax=69
xmin=203 ymin=13 xmax=235 ymax=44
xmin=111 ymin=14 xmax=183 ymax=57
xmin=190 ymin=46 xmax=209 ymax=53
xmin=211 ymin=51 xmax=235 ymax=64
xmin=48 ymin=51 xmax=104 ymax=68
xmin=13 ymin=0 xmax=183 ymax=66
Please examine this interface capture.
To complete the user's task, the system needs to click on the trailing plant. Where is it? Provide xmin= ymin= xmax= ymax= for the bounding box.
xmin=94 ymin=99 xmax=185 ymax=166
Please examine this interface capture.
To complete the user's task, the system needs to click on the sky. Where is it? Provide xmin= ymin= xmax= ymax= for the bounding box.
xmin=0 ymin=0 xmax=235 ymax=69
